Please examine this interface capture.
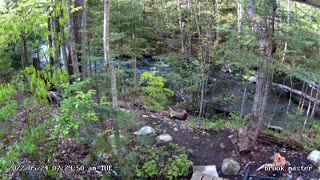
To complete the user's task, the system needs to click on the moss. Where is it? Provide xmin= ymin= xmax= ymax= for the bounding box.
xmin=225 ymin=163 xmax=237 ymax=175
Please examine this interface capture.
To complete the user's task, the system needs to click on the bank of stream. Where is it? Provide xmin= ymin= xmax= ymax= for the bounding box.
xmin=117 ymin=56 xmax=318 ymax=133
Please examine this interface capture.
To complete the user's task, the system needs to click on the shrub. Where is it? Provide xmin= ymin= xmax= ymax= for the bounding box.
xmin=140 ymin=72 xmax=174 ymax=109
xmin=53 ymin=79 xmax=99 ymax=140
xmin=167 ymin=154 xmax=193 ymax=179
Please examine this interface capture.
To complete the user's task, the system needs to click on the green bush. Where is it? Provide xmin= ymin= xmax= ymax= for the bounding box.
xmin=131 ymin=143 xmax=192 ymax=179
xmin=53 ymin=79 xmax=99 ymax=140
xmin=140 ymin=72 xmax=174 ymax=109
xmin=167 ymin=154 xmax=193 ymax=179
xmin=203 ymin=113 xmax=249 ymax=130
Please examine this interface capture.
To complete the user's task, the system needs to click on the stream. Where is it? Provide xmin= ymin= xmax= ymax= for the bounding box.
xmin=120 ymin=56 xmax=320 ymax=132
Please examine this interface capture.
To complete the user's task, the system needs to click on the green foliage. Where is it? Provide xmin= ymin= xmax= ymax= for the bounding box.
xmin=20 ymin=65 xmax=69 ymax=103
xmin=212 ymin=94 xmax=235 ymax=106
xmin=167 ymin=154 xmax=193 ymax=179
xmin=140 ymin=72 xmax=174 ymax=109
xmin=228 ymin=112 xmax=249 ymax=128
xmin=310 ymin=121 xmax=320 ymax=131
xmin=300 ymin=121 xmax=320 ymax=151
xmin=287 ymin=109 xmax=306 ymax=132
xmin=132 ymin=143 xmax=192 ymax=179
xmin=137 ymin=159 xmax=159 ymax=177
xmin=203 ymin=113 xmax=249 ymax=130
xmin=53 ymin=79 xmax=98 ymax=140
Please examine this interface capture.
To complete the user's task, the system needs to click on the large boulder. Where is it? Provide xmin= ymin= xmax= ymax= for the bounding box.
xmin=307 ymin=150 xmax=320 ymax=168
xmin=134 ymin=126 xmax=156 ymax=135
xmin=221 ymin=158 xmax=240 ymax=175
xmin=156 ymin=134 xmax=173 ymax=143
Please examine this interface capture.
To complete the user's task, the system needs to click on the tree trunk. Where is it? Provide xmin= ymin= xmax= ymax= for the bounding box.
xmin=81 ymin=0 xmax=88 ymax=77
xmin=60 ymin=1 xmax=69 ymax=72
xmin=238 ymin=0 xmax=276 ymax=152
xmin=20 ymin=31 xmax=28 ymax=68
xmin=33 ymin=46 xmax=40 ymax=70
xmin=273 ymin=83 xmax=320 ymax=105
xmin=47 ymin=15 xmax=54 ymax=67
xmin=177 ymin=0 xmax=184 ymax=54
xmin=282 ymin=0 xmax=291 ymax=62
xmin=52 ymin=3 xmax=60 ymax=69
xmin=67 ymin=0 xmax=79 ymax=75
xmin=257 ymin=133 xmax=304 ymax=151
xmin=237 ymin=0 xmax=242 ymax=47
xmin=133 ymin=55 xmax=137 ymax=87
xmin=240 ymin=83 xmax=247 ymax=118
xmin=104 ymin=0 xmax=118 ymax=110
xmin=310 ymin=87 xmax=320 ymax=118
xmin=299 ymin=82 xmax=306 ymax=108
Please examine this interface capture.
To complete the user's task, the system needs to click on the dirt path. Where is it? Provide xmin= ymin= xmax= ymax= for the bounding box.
xmin=142 ymin=115 xmax=319 ymax=179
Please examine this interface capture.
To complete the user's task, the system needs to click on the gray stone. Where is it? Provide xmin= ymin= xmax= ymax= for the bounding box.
xmin=307 ymin=150 xmax=320 ymax=168
xmin=248 ymin=76 xmax=256 ymax=83
xmin=108 ymin=134 xmax=125 ymax=147
xmin=134 ymin=126 xmax=156 ymax=135
xmin=156 ymin=134 xmax=173 ymax=143
xmin=193 ymin=165 xmax=219 ymax=177
xmin=119 ymin=108 xmax=130 ymax=113
xmin=221 ymin=158 xmax=240 ymax=175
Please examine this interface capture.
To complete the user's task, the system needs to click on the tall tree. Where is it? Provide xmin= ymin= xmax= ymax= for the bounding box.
xmin=104 ymin=0 xmax=118 ymax=109
xmin=238 ymin=0 xmax=277 ymax=152
xmin=67 ymin=0 xmax=80 ymax=75
xmin=81 ymin=0 xmax=88 ymax=76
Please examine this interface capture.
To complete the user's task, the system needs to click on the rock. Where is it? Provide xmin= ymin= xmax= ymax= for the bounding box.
xmin=228 ymin=134 xmax=238 ymax=144
xmin=221 ymin=158 xmax=240 ymax=175
xmin=248 ymin=76 xmax=256 ymax=83
xmin=151 ymin=114 xmax=157 ymax=118
xmin=307 ymin=150 xmax=320 ymax=168
xmin=142 ymin=115 xmax=149 ymax=118
xmin=173 ymin=127 xmax=178 ymax=132
xmin=169 ymin=108 xmax=188 ymax=120
xmin=156 ymin=134 xmax=173 ymax=143
xmin=193 ymin=165 xmax=219 ymax=177
xmin=119 ymin=108 xmax=130 ymax=113
xmin=108 ymin=134 xmax=125 ymax=147
xmin=134 ymin=126 xmax=156 ymax=135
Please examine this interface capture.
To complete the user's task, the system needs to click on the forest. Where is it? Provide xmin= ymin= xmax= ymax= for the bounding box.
xmin=0 ymin=0 xmax=320 ymax=179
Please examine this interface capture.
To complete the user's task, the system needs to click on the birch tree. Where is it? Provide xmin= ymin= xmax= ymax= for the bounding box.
xmin=104 ymin=0 xmax=118 ymax=109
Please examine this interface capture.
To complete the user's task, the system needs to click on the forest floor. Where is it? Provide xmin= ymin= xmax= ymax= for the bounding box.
xmin=139 ymin=109 xmax=319 ymax=179
xmin=3 ymin=97 xmax=319 ymax=179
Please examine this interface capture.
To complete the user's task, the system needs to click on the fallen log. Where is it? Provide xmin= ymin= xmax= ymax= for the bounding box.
xmin=169 ymin=108 xmax=188 ymax=120
xmin=257 ymin=133 xmax=304 ymax=151
xmin=272 ymin=83 xmax=320 ymax=105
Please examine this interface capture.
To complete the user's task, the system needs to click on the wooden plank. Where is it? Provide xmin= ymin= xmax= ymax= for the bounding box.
xmin=202 ymin=175 xmax=214 ymax=180
xmin=190 ymin=171 xmax=204 ymax=180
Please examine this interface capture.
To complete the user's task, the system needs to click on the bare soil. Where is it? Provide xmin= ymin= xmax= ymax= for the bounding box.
xmin=142 ymin=114 xmax=320 ymax=179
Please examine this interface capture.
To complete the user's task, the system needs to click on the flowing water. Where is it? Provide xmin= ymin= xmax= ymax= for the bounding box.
xmin=117 ymin=57 xmax=317 ymax=131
